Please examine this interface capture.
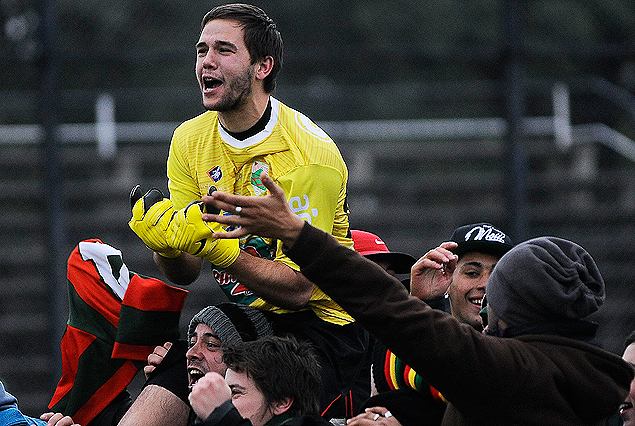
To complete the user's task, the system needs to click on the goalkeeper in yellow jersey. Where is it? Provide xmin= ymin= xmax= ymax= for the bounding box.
xmin=129 ymin=3 xmax=370 ymax=421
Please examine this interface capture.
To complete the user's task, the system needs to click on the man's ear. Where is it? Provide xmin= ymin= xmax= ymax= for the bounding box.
xmin=272 ymin=396 xmax=293 ymax=415
xmin=255 ymin=56 xmax=274 ymax=81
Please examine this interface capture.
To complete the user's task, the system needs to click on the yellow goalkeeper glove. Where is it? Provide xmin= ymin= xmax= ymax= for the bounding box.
xmin=128 ymin=185 xmax=182 ymax=258
xmin=168 ymin=200 xmax=240 ymax=268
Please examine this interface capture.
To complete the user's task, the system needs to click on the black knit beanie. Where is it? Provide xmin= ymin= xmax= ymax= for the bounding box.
xmin=187 ymin=302 xmax=273 ymax=345
xmin=486 ymin=236 xmax=605 ymax=328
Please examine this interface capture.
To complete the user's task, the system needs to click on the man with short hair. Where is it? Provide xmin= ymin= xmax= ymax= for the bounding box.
xmin=129 ymin=3 xmax=369 ymax=418
xmin=203 ymin=172 xmax=634 ymax=426
xmin=360 ymin=224 xmax=512 ymax=426
xmin=371 ymin=223 xmax=512 ymax=394
xmin=189 ymin=336 xmax=331 ymax=426
xmin=410 ymin=222 xmax=514 ymax=330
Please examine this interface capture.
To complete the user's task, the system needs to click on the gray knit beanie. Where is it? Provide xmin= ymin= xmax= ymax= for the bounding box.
xmin=486 ymin=236 xmax=605 ymax=327
xmin=188 ymin=302 xmax=274 ymax=346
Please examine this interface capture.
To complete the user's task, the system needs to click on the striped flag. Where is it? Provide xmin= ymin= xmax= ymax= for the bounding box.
xmin=48 ymin=239 xmax=188 ymax=425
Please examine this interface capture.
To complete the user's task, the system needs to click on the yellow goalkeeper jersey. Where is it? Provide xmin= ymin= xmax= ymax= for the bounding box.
xmin=167 ymin=97 xmax=354 ymax=325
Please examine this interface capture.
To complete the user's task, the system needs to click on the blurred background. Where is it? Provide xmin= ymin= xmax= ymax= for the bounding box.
xmin=2 ymin=0 xmax=635 ymax=415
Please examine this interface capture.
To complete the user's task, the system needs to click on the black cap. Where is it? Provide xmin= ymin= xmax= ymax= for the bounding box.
xmin=450 ymin=223 xmax=513 ymax=258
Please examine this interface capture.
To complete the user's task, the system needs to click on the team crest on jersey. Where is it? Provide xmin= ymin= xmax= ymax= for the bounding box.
xmin=295 ymin=112 xmax=331 ymax=143
xmin=251 ymin=161 xmax=269 ymax=195
xmin=207 ymin=166 xmax=222 ymax=182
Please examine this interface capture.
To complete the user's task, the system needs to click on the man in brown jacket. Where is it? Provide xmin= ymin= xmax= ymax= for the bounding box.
xmin=202 ymin=173 xmax=634 ymax=426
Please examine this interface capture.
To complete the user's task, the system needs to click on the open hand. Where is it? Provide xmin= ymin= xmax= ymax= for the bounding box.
xmin=144 ymin=341 xmax=173 ymax=379
xmin=201 ymin=172 xmax=305 ymax=246
xmin=409 ymin=241 xmax=458 ymax=300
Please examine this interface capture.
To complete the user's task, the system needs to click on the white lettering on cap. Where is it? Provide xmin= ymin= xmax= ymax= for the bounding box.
xmin=465 ymin=225 xmax=507 ymax=243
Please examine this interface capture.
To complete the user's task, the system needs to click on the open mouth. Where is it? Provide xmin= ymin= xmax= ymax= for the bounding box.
xmin=620 ymin=402 xmax=633 ymax=414
xmin=188 ymin=367 xmax=206 ymax=388
xmin=203 ymin=76 xmax=222 ymax=91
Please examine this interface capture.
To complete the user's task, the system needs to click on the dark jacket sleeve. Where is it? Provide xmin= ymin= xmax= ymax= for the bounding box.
xmin=198 ymin=400 xmax=251 ymax=426
xmin=423 ymin=295 xmax=450 ymax=313
xmin=144 ymin=339 xmax=190 ymax=404
xmin=284 ymin=223 xmax=532 ymax=410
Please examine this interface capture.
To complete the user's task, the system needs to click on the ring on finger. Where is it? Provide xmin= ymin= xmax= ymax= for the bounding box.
xmin=234 ymin=206 xmax=243 ymax=215
xmin=373 ymin=414 xmax=380 ymax=421
xmin=384 ymin=411 xmax=392 ymax=419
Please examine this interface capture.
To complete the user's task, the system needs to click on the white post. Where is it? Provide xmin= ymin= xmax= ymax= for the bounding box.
xmin=95 ymin=93 xmax=116 ymax=158
xmin=553 ymin=82 xmax=572 ymax=151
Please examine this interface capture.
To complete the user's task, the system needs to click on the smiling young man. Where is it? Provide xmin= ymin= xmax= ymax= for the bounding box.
xmin=129 ymin=4 xmax=369 ymax=419
xmin=410 ymin=223 xmax=514 ymax=330
xmin=363 ymin=224 xmax=513 ymax=425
